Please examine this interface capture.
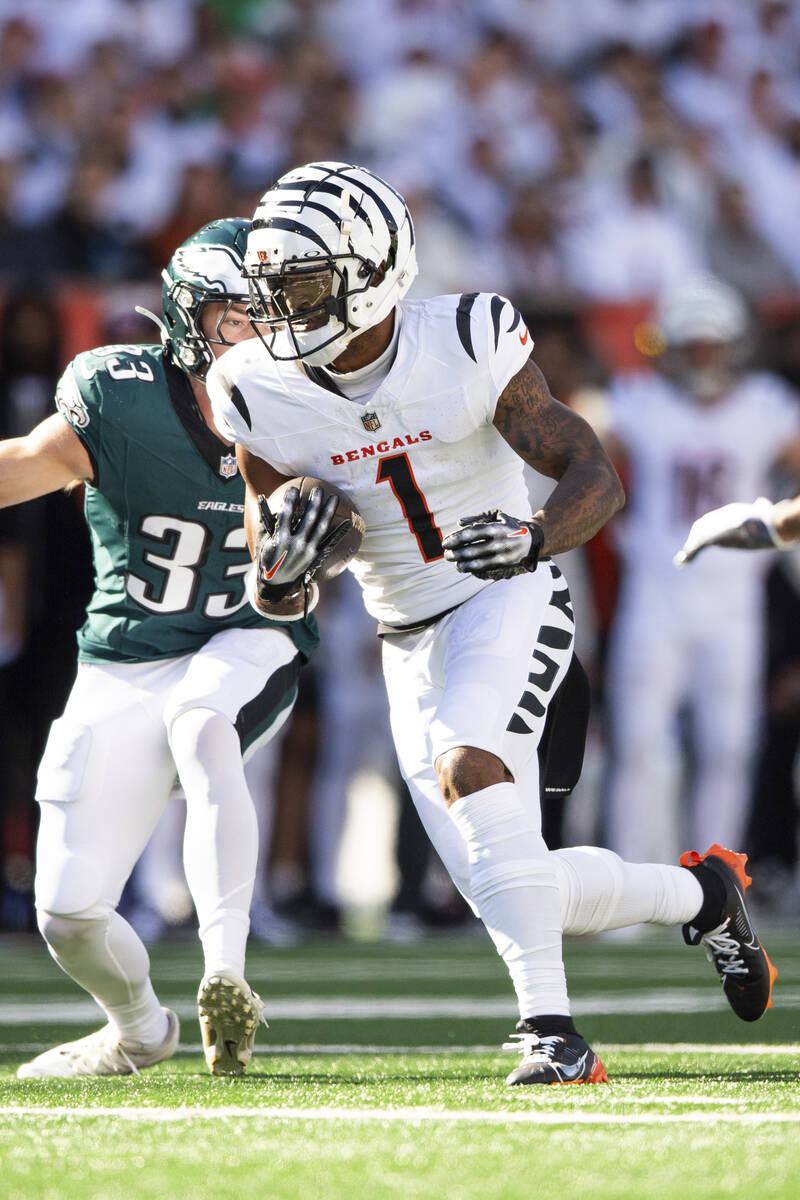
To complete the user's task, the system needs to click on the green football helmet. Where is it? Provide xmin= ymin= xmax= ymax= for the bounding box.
xmin=161 ymin=218 xmax=251 ymax=380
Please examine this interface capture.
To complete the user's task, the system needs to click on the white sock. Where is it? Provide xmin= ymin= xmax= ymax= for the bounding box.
xmin=170 ymin=708 xmax=258 ymax=980
xmin=551 ymin=846 xmax=704 ymax=935
xmin=449 ymin=782 xmax=569 ymax=1018
xmin=39 ymin=911 xmax=168 ymax=1047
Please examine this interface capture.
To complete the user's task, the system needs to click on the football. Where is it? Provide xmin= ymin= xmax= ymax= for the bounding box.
xmin=266 ymin=475 xmax=366 ymax=581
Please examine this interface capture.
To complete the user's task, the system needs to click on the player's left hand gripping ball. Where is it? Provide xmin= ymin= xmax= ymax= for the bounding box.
xmin=256 ymin=484 xmax=340 ymax=606
xmin=443 ymin=510 xmax=544 ymax=580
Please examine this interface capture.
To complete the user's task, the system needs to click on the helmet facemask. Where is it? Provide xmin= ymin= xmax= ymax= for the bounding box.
xmin=164 ymin=279 xmax=251 ymax=379
xmin=160 ymin=218 xmax=252 ymax=381
xmin=244 ymin=162 xmax=417 ymax=368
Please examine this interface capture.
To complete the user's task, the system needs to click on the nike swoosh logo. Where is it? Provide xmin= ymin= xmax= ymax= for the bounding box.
xmin=509 ymin=526 xmax=529 ymax=537
xmin=557 ymin=1052 xmax=588 ymax=1080
xmin=519 ymin=328 xmax=529 ymax=345
xmin=262 ymin=551 xmax=287 ymax=580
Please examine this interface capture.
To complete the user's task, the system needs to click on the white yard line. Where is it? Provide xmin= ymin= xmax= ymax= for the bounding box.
xmin=3 ymin=990 xmax=800 ymax=1024
xmin=4 ymin=1041 xmax=799 ymax=1057
xmin=1 ymin=1105 xmax=799 ymax=1126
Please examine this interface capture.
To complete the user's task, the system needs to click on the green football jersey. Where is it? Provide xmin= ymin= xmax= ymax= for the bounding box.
xmin=55 ymin=342 xmax=318 ymax=664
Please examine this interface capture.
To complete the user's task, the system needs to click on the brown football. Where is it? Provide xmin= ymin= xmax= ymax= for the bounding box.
xmin=266 ymin=476 xmax=365 ymax=581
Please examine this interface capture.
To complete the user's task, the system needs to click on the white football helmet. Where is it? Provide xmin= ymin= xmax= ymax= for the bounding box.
xmin=244 ymin=161 xmax=418 ymax=367
xmin=655 ymin=273 xmax=749 ymax=400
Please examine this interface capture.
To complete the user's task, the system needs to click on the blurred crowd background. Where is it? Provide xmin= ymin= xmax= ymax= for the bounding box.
xmin=3 ymin=0 xmax=800 ymax=943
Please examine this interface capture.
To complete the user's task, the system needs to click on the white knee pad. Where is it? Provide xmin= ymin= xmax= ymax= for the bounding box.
xmin=34 ymin=838 xmax=108 ymax=919
xmin=35 ymin=719 xmax=92 ymax=804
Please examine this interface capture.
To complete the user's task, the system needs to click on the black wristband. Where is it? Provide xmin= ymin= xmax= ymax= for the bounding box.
xmin=523 ymin=522 xmax=545 ymax=572
xmin=256 ymin=572 xmax=302 ymax=606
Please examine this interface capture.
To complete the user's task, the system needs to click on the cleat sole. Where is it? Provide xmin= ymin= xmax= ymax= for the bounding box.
xmin=197 ymin=975 xmax=263 ymax=1077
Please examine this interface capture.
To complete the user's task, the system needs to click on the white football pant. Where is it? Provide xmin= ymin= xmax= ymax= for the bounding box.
xmin=384 ymin=567 xmax=704 ymax=1019
xmin=605 ymin=571 xmax=763 ymax=863
xmin=33 ymin=625 xmax=301 ymax=1045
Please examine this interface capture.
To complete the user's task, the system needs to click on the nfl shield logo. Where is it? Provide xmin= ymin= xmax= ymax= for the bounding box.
xmin=219 ymin=453 xmax=238 ymax=479
xmin=361 ymin=411 xmax=381 ymax=432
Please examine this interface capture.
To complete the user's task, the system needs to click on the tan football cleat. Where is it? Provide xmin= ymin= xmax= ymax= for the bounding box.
xmin=197 ymin=971 xmax=267 ymax=1076
xmin=17 ymin=1008 xmax=179 ymax=1078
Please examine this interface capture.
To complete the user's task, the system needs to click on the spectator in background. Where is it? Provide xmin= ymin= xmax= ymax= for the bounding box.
xmin=144 ymin=161 xmax=236 ymax=273
xmin=562 ymin=152 xmax=705 ymax=302
xmin=494 ymin=188 xmax=570 ymax=310
xmin=706 ymin=178 xmax=794 ymax=303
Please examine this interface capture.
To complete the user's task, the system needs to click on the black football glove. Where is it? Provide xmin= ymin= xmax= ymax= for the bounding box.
xmin=255 ymin=485 xmax=342 ymax=608
xmin=442 ymin=510 xmax=545 ymax=580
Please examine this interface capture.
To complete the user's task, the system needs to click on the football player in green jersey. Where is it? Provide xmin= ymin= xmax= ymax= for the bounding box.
xmin=0 ymin=219 xmax=322 ymax=1079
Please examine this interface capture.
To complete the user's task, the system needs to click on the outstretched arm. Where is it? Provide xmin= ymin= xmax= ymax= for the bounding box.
xmin=675 ymin=494 xmax=800 ymax=565
xmin=492 ymin=357 xmax=625 ymax=554
xmin=774 ymin=495 xmax=800 ymax=543
xmin=0 ymin=415 xmax=93 ymax=509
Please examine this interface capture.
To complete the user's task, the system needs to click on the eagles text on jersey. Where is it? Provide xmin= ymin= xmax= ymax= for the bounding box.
xmin=56 ymin=342 xmax=318 ymax=664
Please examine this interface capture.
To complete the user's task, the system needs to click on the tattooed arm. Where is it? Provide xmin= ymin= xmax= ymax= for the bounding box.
xmin=492 ymin=357 xmax=625 ymax=555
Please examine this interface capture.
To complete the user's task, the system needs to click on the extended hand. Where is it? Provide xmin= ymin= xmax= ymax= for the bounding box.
xmin=673 ymin=497 xmax=783 ymax=566
xmin=442 ymin=510 xmax=544 ymax=580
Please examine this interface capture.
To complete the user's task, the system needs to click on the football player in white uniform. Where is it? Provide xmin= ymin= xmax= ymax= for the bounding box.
xmin=208 ymin=163 xmax=777 ymax=1086
xmin=3 ymin=221 xmax=320 ymax=1079
xmin=602 ymin=274 xmax=800 ymax=867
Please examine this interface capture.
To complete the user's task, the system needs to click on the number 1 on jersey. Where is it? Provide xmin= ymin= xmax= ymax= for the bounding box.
xmin=376 ymin=453 xmax=444 ymax=562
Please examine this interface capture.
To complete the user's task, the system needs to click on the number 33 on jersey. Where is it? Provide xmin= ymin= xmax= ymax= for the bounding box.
xmin=55 ymin=343 xmax=317 ymax=664
xmin=208 ymin=292 xmax=534 ymax=626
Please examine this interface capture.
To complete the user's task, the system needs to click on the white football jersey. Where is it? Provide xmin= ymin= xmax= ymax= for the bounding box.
xmin=208 ymin=293 xmax=534 ymax=624
xmin=608 ymin=368 xmax=800 ymax=584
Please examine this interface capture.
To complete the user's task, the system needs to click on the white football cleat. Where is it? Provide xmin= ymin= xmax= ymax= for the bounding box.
xmin=17 ymin=1008 xmax=179 ymax=1078
xmin=197 ymin=971 xmax=267 ymax=1076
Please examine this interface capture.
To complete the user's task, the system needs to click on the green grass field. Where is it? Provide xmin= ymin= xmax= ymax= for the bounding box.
xmin=1 ymin=924 xmax=798 ymax=1200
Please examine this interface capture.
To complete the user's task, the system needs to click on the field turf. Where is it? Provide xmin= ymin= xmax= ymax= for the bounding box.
xmin=0 ymin=924 xmax=798 ymax=1199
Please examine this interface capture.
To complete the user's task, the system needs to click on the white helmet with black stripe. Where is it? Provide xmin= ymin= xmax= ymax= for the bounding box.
xmin=244 ymin=161 xmax=418 ymax=367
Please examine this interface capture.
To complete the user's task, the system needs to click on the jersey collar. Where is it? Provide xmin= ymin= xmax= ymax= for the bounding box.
xmin=164 ymin=356 xmax=239 ymax=484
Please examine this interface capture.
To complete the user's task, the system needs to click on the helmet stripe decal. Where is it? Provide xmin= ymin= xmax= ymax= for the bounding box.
xmin=327 ymin=167 xmax=398 ymax=234
xmin=456 ymin=293 xmax=478 ymax=362
xmin=271 ymin=180 xmax=374 ymax=233
xmin=256 ymin=216 xmax=333 ymax=254
xmin=272 ymin=198 xmax=345 ymax=228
